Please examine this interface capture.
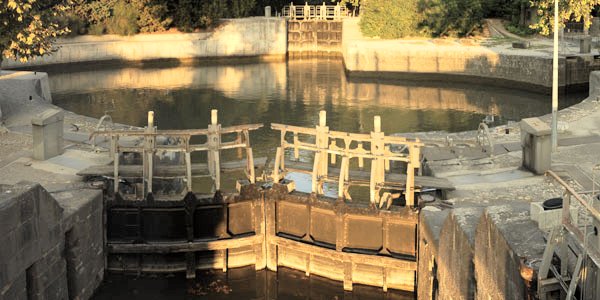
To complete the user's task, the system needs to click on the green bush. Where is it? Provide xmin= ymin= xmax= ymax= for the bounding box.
xmin=133 ymin=0 xmax=172 ymax=33
xmin=227 ymin=0 xmax=256 ymax=18
xmin=420 ymin=0 xmax=485 ymax=37
xmin=360 ymin=0 xmax=423 ymax=38
xmin=106 ymin=1 xmax=140 ymax=35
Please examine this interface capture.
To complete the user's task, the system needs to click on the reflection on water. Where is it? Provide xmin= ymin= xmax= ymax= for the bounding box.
xmin=49 ymin=58 xmax=586 ymax=149
xmin=42 ymin=58 xmax=586 ymax=298
xmin=93 ymin=267 xmax=416 ymax=300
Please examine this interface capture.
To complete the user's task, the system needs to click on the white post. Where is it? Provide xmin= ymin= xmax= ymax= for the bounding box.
xmin=551 ymin=0 xmax=559 ymax=151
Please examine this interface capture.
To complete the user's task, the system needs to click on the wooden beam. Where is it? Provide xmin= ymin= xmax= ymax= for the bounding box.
xmin=78 ymin=157 xmax=268 ymax=178
xmin=283 ymin=160 xmax=454 ymax=190
xmin=108 ymin=235 xmax=262 ymax=253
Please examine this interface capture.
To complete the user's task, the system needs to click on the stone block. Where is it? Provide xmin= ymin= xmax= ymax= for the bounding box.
xmin=474 ymin=204 xmax=545 ymax=300
xmin=32 ymin=108 xmax=64 ymax=161
xmin=530 ymin=201 xmax=578 ymax=230
xmin=581 ymin=37 xmax=592 ymax=54
xmin=437 ymin=207 xmax=482 ymax=300
xmin=521 ymin=117 xmax=551 ymax=174
xmin=417 ymin=208 xmax=449 ymax=300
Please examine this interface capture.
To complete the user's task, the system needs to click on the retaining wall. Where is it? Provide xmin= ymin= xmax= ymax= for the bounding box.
xmin=342 ymin=19 xmax=600 ymax=92
xmin=0 ymin=182 xmax=104 ymax=300
xmin=417 ymin=204 xmax=546 ymax=299
xmin=1 ymin=18 xmax=287 ymax=69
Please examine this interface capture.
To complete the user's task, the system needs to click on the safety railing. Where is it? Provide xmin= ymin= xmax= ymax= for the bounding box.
xmin=90 ymin=110 xmax=262 ymax=198
xmin=538 ymin=170 xmax=600 ymax=299
xmin=271 ymin=111 xmax=423 ymax=207
xmin=282 ymin=3 xmax=347 ymax=20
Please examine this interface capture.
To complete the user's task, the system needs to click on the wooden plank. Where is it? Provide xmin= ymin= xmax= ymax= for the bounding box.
xmin=284 ymin=160 xmax=454 ymax=190
xmin=108 ymin=235 xmax=261 ymax=253
xmin=271 ymin=236 xmax=417 ymax=270
xmin=78 ymin=157 xmax=267 ymax=177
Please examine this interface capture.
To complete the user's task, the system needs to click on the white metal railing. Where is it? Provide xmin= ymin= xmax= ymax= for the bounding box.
xmin=282 ymin=3 xmax=347 ymax=20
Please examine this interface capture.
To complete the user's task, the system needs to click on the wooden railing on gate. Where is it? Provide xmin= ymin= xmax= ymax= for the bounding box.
xmin=271 ymin=111 xmax=423 ymax=207
xmin=282 ymin=3 xmax=347 ymax=20
xmin=89 ymin=110 xmax=262 ymax=198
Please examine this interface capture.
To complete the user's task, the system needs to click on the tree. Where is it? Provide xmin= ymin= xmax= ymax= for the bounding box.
xmin=530 ymin=0 xmax=600 ymax=35
xmin=359 ymin=0 xmax=423 ymax=38
xmin=0 ymin=0 xmax=70 ymax=63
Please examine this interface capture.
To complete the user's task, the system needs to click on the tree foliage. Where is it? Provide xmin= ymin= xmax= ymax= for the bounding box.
xmin=0 ymin=0 xmax=70 ymax=62
xmin=420 ymin=0 xmax=485 ymax=37
xmin=530 ymin=0 xmax=600 ymax=35
xmin=360 ymin=0 xmax=423 ymax=38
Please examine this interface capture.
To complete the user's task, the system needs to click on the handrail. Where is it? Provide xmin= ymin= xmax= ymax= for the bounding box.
xmin=91 ymin=110 xmax=262 ymax=198
xmin=539 ymin=170 xmax=600 ymax=299
xmin=282 ymin=3 xmax=347 ymax=20
xmin=271 ymin=110 xmax=423 ymax=208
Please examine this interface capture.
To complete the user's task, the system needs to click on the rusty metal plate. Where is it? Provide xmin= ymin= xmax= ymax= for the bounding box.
xmin=387 ymin=222 xmax=417 ymax=257
xmin=344 ymin=215 xmax=383 ymax=251
xmin=228 ymin=202 xmax=254 ymax=236
xmin=310 ymin=208 xmax=336 ymax=246
xmin=276 ymin=201 xmax=308 ymax=239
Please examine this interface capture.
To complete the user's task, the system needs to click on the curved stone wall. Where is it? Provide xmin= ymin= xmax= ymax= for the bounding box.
xmin=341 ymin=19 xmax=600 ymax=92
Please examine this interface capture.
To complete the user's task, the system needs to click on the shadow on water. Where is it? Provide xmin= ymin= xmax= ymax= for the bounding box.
xmin=93 ymin=267 xmax=416 ymax=300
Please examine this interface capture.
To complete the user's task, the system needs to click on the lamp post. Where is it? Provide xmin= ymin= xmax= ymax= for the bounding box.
xmin=551 ymin=0 xmax=559 ymax=151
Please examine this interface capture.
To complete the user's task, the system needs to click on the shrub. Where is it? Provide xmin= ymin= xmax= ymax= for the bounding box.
xmin=419 ymin=0 xmax=485 ymax=37
xmin=360 ymin=0 xmax=423 ymax=38
xmin=227 ymin=0 xmax=257 ymax=18
xmin=133 ymin=0 xmax=172 ymax=33
xmin=106 ymin=1 xmax=140 ymax=35
xmin=88 ymin=23 xmax=106 ymax=35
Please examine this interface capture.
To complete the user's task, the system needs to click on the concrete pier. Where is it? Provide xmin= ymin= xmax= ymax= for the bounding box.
xmin=0 ymin=182 xmax=103 ymax=300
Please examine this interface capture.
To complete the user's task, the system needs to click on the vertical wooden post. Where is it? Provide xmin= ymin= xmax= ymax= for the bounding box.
xmin=185 ymin=150 xmax=192 ymax=193
xmin=358 ymin=143 xmax=364 ymax=169
xmin=112 ymin=135 xmax=119 ymax=195
xmin=208 ymin=109 xmax=221 ymax=192
xmin=279 ymin=130 xmax=286 ymax=172
xmin=338 ymin=156 xmax=349 ymax=199
xmin=146 ymin=111 xmax=155 ymax=195
xmin=405 ymin=143 xmax=421 ymax=207
xmin=242 ymin=130 xmax=255 ymax=183
xmin=311 ymin=154 xmax=321 ymax=194
xmin=254 ymin=197 xmax=267 ymax=270
xmin=293 ymin=132 xmax=299 ymax=159
xmin=273 ymin=147 xmax=282 ymax=183
xmin=314 ymin=110 xmax=329 ymax=195
xmin=370 ymin=116 xmax=385 ymax=206
xmin=266 ymin=197 xmax=278 ymax=271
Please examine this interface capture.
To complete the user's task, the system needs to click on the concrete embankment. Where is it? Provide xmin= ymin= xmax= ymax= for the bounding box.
xmin=0 ymin=71 xmax=114 ymax=300
xmin=342 ymin=18 xmax=600 ymax=92
xmin=1 ymin=18 xmax=287 ymax=69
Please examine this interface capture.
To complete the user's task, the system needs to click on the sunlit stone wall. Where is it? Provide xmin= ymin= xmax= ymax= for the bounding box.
xmin=1 ymin=17 xmax=287 ymax=69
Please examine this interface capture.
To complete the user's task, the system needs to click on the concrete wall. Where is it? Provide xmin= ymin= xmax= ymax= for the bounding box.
xmin=474 ymin=204 xmax=545 ymax=299
xmin=418 ymin=204 xmax=546 ymax=300
xmin=1 ymin=18 xmax=287 ymax=69
xmin=0 ymin=182 xmax=103 ymax=300
xmin=342 ymin=19 xmax=600 ymax=92
xmin=437 ymin=208 xmax=482 ymax=300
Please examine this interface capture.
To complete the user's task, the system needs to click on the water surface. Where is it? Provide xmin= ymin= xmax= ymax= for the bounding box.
xmin=40 ymin=58 xmax=586 ymax=299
